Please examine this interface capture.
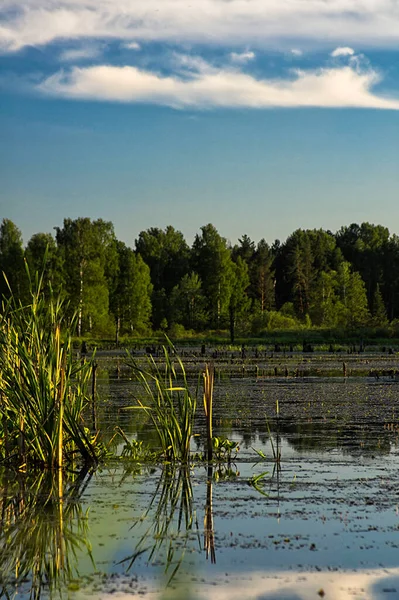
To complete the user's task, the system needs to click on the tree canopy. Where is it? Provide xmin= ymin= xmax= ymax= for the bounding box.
xmin=1 ymin=217 xmax=398 ymax=340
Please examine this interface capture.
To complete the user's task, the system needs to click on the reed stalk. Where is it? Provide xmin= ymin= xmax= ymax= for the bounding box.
xmin=203 ymin=364 xmax=214 ymax=462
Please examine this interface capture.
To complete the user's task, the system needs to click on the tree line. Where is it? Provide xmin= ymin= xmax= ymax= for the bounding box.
xmin=1 ymin=218 xmax=398 ymax=341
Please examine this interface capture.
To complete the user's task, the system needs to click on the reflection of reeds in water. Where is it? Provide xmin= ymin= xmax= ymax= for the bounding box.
xmin=204 ymin=465 xmax=216 ymax=564
xmin=0 ymin=468 xmax=93 ymax=599
xmin=121 ymin=466 xmax=200 ymax=584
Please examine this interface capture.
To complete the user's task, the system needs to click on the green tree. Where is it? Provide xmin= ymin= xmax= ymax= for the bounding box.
xmin=336 ymin=222 xmax=389 ymax=306
xmin=169 ymin=272 xmax=207 ymax=331
xmin=55 ymin=218 xmax=116 ymax=336
xmin=336 ymin=262 xmax=370 ymax=328
xmin=191 ymin=224 xmax=234 ymax=328
xmin=110 ymin=243 xmax=153 ymax=339
xmin=371 ymin=283 xmax=388 ymax=327
xmin=345 ymin=271 xmax=370 ymax=328
xmin=0 ymin=219 xmax=27 ymax=304
xmin=229 ymin=256 xmax=250 ymax=343
xmin=382 ymin=234 xmax=399 ymax=320
xmin=25 ymin=232 xmax=64 ymax=296
xmin=289 ymin=233 xmax=314 ymax=317
xmin=252 ymin=239 xmax=275 ymax=313
xmin=310 ymin=270 xmax=339 ymax=327
xmin=135 ymin=226 xmax=190 ymax=327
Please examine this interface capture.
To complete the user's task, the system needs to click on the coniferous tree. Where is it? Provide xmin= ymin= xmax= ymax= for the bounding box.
xmin=371 ymin=283 xmax=388 ymax=327
xmin=229 ymin=256 xmax=251 ymax=342
xmin=191 ymin=224 xmax=234 ymax=328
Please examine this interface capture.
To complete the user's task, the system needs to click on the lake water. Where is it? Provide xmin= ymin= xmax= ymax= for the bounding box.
xmin=2 ymin=364 xmax=399 ymax=599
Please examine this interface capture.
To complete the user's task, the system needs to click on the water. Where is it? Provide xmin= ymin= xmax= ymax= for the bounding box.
xmin=2 ymin=372 xmax=399 ymax=599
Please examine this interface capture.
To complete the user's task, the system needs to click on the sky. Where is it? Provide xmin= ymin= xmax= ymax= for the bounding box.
xmin=1 ymin=0 xmax=399 ymax=248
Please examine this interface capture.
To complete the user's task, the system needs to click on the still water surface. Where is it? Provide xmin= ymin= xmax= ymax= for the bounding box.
xmin=2 ymin=375 xmax=399 ymax=599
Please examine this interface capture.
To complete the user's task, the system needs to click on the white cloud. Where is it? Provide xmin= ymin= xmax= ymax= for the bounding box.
xmin=123 ymin=41 xmax=141 ymax=50
xmin=230 ymin=51 xmax=255 ymax=64
xmin=1 ymin=1 xmax=399 ymax=53
xmin=290 ymin=49 xmax=303 ymax=57
xmin=59 ymin=44 xmax=102 ymax=62
xmin=37 ymin=61 xmax=399 ymax=110
xmin=331 ymin=46 xmax=355 ymax=57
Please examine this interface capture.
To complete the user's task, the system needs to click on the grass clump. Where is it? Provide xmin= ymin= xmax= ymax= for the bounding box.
xmin=0 ymin=268 xmax=103 ymax=471
xmin=126 ymin=342 xmax=198 ymax=463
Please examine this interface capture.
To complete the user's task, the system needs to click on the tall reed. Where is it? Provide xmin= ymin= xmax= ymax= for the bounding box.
xmin=127 ymin=344 xmax=197 ymax=463
xmin=203 ymin=364 xmax=214 ymax=462
xmin=0 ymin=267 xmax=100 ymax=470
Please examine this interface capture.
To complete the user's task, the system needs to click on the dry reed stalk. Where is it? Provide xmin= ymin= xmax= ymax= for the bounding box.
xmin=203 ymin=364 xmax=214 ymax=462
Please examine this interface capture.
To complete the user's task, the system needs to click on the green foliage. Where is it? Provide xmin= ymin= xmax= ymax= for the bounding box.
xmin=169 ymin=272 xmax=207 ymax=331
xmin=126 ymin=343 xmax=198 ymax=462
xmin=229 ymin=256 xmax=251 ymax=342
xmin=110 ymin=242 xmax=153 ymax=339
xmin=371 ymin=283 xmax=388 ymax=327
xmin=248 ymin=471 xmax=270 ymax=496
xmin=212 ymin=436 xmax=239 ymax=462
xmin=191 ymin=224 xmax=234 ymax=328
xmin=112 ymin=426 xmax=158 ymax=461
xmin=0 ymin=267 xmax=102 ymax=470
xmin=25 ymin=232 xmax=64 ymax=297
xmin=3 ymin=217 xmax=399 ymax=339
xmin=55 ymin=218 xmax=117 ymax=336
xmin=0 ymin=218 xmax=28 ymax=304
xmin=135 ymin=226 xmax=190 ymax=328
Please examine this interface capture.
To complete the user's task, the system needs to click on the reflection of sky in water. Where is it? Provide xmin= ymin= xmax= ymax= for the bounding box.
xmin=5 ymin=375 xmax=399 ymax=598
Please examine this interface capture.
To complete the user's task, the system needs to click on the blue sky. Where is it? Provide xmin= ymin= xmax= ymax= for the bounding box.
xmin=1 ymin=0 xmax=399 ymax=248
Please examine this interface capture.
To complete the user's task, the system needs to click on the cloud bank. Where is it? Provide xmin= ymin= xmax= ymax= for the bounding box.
xmin=37 ymin=60 xmax=399 ymax=110
xmin=1 ymin=0 xmax=399 ymax=52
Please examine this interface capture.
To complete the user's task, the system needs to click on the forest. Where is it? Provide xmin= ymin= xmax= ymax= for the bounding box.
xmin=1 ymin=217 xmax=398 ymax=343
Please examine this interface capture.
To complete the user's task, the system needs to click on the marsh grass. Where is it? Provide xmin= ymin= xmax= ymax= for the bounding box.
xmin=0 ymin=267 xmax=102 ymax=470
xmin=126 ymin=343 xmax=198 ymax=462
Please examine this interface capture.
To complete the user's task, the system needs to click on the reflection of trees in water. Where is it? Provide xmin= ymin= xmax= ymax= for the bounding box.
xmin=0 ymin=468 xmax=94 ymax=599
xmin=276 ymin=419 xmax=393 ymax=456
xmin=228 ymin=416 xmax=396 ymax=456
